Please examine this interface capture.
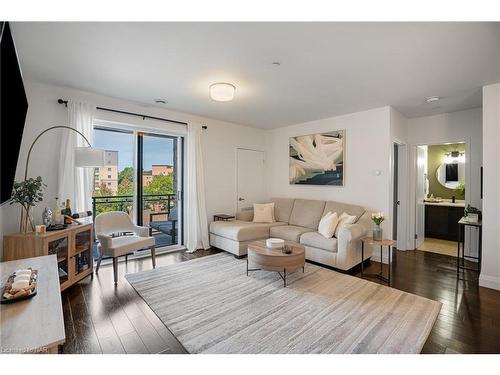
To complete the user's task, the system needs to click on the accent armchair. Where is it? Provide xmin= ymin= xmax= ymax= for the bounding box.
xmin=95 ymin=211 xmax=156 ymax=284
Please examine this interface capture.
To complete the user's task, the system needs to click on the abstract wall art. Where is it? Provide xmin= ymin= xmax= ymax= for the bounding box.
xmin=289 ymin=130 xmax=344 ymax=185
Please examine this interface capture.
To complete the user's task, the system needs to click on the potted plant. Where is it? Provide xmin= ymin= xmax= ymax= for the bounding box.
xmin=455 ymin=180 xmax=465 ymax=197
xmin=371 ymin=212 xmax=385 ymax=241
xmin=10 ymin=176 xmax=46 ymax=232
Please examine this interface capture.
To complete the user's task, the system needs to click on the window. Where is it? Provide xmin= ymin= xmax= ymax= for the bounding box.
xmin=108 ymin=167 xmax=111 ymax=171
xmin=107 ymin=175 xmax=111 ymax=179
xmin=107 ymin=182 xmax=111 ymax=186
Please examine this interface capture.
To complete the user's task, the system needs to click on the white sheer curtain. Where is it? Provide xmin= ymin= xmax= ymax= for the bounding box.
xmin=186 ymin=123 xmax=210 ymax=253
xmin=57 ymin=101 xmax=96 ymax=213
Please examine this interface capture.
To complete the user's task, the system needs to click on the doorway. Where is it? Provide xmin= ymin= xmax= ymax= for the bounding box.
xmin=414 ymin=142 xmax=466 ymax=256
xmin=236 ymin=148 xmax=265 ymax=211
xmin=92 ymin=126 xmax=184 ymax=252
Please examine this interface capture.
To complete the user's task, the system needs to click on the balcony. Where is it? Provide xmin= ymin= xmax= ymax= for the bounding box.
xmin=92 ymin=193 xmax=178 ymax=257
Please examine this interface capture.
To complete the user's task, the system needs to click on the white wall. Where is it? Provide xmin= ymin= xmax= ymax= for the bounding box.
xmin=480 ymin=83 xmax=500 ymax=291
xmin=406 ymin=108 xmax=483 ymax=255
xmin=266 ymin=106 xmax=393 ymax=253
xmin=0 ymin=80 xmax=266 ymax=259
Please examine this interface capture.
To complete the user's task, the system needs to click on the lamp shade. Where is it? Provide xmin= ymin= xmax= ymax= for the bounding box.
xmin=75 ymin=147 xmax=105 ymax=167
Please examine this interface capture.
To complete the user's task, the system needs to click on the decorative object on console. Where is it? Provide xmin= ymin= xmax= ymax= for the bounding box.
xmin=10 ymin=176 xmax=46 ymax=232
xmin=371 ymin=212 xmax=385 ymax=241
xmin=266 ymin=238 xmax=284 ymax=249
xmin=464 ymin=204 xmax=481 ymax=220
xmin=1 ymin=268 xmax=38 ymax=304
xmin=289 ymin=130 xmax=344 ymax=185
xmin=42 ymin=207 xmax=53 ymax=226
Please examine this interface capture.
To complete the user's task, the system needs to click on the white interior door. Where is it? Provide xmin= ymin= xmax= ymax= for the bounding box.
xmin=237 ymin=148 xmax=265 ymax=211
xmin=415 ymin=145 xmax=427 ymax=248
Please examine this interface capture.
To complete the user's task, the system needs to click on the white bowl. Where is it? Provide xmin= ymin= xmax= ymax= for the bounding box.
xmin=266 ymin=238 xmax=284 ymax=249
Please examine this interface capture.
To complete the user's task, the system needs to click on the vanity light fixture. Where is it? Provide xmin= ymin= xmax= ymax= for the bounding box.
xmin=444 ymin=151 xmax=465 ymax=164
xmin=209 ymin=83 xmax=236 ymax=102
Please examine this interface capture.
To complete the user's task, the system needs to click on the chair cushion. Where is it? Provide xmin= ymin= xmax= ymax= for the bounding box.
xmin=288 ymin=199 xmax=326 ymax=229
xmin=322 ymin=201 xmax=365 ymax=222
xmin=300 ymin=232 xmax=338 ymax=253
xmin=102 ymin=235 xmax=155 ymax=257
xmin=269 ymin=225 xmax=315 ymax=242
xmin=270 ymin=198 xmax=295 ymax=223
xmin=210 ymin=220 xmax=286 ymax=242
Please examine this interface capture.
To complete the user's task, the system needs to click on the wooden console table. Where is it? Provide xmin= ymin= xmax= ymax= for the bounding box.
xmin=2 ymin=217 xmax=93 ymax=291
xmin=0 ymin=255 xmax=65 ymax=353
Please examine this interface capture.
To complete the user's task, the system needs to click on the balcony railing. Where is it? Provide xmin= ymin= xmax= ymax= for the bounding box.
xmin=92 ymin=193 xmax=176 ymax=224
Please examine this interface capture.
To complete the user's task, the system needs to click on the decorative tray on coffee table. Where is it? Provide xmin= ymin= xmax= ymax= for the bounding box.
xmin=1 ymin=268 xmax=38 ymax=304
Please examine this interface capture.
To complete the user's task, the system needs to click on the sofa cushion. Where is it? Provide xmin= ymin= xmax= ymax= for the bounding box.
xmin=300 ymin=232 xmax=338 ymax=253
xmin=269 ymin=225 xmax=315 ymax=242
xmin=288 ymin=199 xmax=326 ymax=229
xmin=270 ymin=197 xmax=295 ymax=223
xmin=210 ymin=220 xmax=286 ymax=242
xmin=322 ymin=201 xmax=365 ymax=222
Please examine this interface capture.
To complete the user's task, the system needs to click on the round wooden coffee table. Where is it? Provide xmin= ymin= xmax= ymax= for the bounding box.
xmin=247 ymin=239 xmax=305 ymax=287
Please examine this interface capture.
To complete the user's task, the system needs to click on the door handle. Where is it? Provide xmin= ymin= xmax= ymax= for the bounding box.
xmin=396 ymin=201 xmax=401 ymax=206
xmin=238 ymin=197 xmax=245 ymax=201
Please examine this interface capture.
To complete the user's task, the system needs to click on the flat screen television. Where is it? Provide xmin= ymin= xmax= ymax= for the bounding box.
xmin=1 ymin=22 xmax=29 ymax=204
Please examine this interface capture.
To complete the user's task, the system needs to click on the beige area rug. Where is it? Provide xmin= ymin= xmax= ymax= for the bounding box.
xmin=125 ymin=253 xmax=441 ymax=354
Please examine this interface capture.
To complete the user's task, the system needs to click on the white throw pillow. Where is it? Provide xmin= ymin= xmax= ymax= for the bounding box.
xmin=334 ymin=212 xmax=357 ymax=237
xmin=318 ymin=212 xmax=339 ymax=238
xmin=253 ymin=203 xmax=275 ymax=223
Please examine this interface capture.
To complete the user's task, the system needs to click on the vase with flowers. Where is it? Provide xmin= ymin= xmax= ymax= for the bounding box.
xmin=10 ymin=176 xmax=46 ymax=232
xmin=371 ymin=212 xmax=385 ymax=241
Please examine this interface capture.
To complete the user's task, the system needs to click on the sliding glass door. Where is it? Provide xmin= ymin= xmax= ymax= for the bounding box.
xmin=138 ymin=132 xmax=183 ymax=248
xmin=92 ymin=126 xmax=183 ymax=252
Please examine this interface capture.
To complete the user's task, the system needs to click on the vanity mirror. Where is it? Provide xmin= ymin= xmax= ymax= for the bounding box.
xmin=436 ymin=162 xmax=465 ymax=189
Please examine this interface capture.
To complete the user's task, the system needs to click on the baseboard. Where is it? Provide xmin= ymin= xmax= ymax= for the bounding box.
xmin=479 ymin=274 xmax=500 ymax=291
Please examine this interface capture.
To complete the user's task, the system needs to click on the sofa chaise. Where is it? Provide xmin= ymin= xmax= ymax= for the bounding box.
xmin=209 ymin=198 xmax=373 ymax=271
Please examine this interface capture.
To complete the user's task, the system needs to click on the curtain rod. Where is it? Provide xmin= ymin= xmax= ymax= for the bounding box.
xmin=57 ymin=99 xmax=207 ymax=129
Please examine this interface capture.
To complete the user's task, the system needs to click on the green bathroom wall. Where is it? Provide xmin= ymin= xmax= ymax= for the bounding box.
xmin=427 ymin=143 xmax=465 ymax=200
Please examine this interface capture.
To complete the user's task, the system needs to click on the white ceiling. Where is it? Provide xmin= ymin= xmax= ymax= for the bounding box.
xmin=11 ymin=22 xmax=500 ymax=129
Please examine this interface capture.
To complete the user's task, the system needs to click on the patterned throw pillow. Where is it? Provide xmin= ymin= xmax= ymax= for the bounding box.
xmin=252 ymin=203 xmax=276 ymax=223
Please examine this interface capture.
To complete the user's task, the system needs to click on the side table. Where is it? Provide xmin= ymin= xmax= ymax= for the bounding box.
xmin=213 ymin=214 xmax=235 ymax=221
xmin=360 ymin=237 xmax=395 ymax=285
xmin=457 ymin=217 xmax=482 ymax=278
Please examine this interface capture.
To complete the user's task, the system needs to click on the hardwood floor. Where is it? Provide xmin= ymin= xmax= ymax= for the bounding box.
xmin=61 ymin=247 xmax=500 ymax=354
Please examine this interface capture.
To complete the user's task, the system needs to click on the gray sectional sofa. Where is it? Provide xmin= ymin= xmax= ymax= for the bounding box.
xmin=209 ymin=197 xmax=373 ymax=271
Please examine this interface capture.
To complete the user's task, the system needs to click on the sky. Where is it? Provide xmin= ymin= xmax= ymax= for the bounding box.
xmin=93 ymin=129 xmax=174 ymax=171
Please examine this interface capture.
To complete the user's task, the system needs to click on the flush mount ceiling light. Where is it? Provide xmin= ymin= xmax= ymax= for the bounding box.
xmin=209 ymin=83 xmax=236 ymax=102
xmin=425 ymin=96 xmax=440 ymax=104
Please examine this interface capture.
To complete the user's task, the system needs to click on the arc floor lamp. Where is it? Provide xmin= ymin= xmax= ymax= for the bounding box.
xmin=20 ymin=125 xmax=105 ymax=231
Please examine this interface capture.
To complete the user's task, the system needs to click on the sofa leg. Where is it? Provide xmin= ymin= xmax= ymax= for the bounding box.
xmin=112 ymin=257 xmax=118 ymax=285
xmin=234 ymin=254 xmax=246 ymax=259
xmin=151 ymin=245 xmax=156 ymax=269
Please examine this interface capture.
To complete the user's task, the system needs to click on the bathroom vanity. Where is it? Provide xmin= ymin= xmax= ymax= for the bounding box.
xmin=424 ymin=200 xmax=465 ymax=241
